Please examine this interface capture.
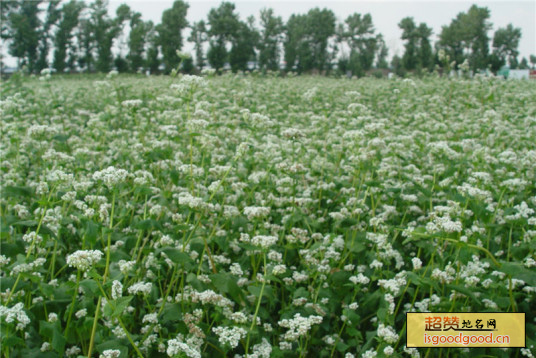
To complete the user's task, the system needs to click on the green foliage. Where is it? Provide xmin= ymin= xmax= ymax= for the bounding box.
xmin=53 ymin=0 xmax=84 ymax=73
xmin=258 ymin=8 xmax=284 ymax=72
xmin=206 ymin=2 xmax=240 ymax=71
xmin=157 ymin=0 xmax=189 ymax=73
xmin=492 ymin=24 xmax=522 ymax=71
xmin=127 ymin=13 xmax=152 ymax=73
xmin=35 ymin=1 xmax=61 ymax=73
xmin=229 ymin=18 xmax=259 ymax=73
xmin=399 ymin=17 xmax=434 ymax=73
xmin=284 ymin=8 xmax=336 ymax=73
xmin=188 ymin=20 xmax=208 ymax=71
xmin=2 ymin=0 xmax=42 ymax=73
xmin=207 ymin=39 xmax=227 ymax=72
xmin=438 ymin=5 xmax=492 ymax=71
xmin=1 ymin=73 xmax=535 ymax=357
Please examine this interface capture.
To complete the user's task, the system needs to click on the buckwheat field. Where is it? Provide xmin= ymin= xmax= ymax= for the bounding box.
xmin=1 ymin=72 xmax=535 ymax=358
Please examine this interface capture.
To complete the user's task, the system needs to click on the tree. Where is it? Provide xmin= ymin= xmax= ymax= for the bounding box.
xmin=86 ymin=0 xmax=130 ymax=73
xmin=53 ymin=0 xmax=84 ymax=73
xmin=492 ymin=24 xmax=521 ymax=70
xmin=438 ymin=5 xmax=492 ymax=71
xmin=284 ymin=8 xmax=336 ymax=73
xmin=284 ymin=14 xmax=309 ymax=72
xmin=530 ymin=55 xmax=536 ymax=70
xmin=188 ymin=20 xmax=207 ymax=71
xmin=128 ymin=12 xmax=153 ymax=72
xmin=399 ymin=17 xmax=418 ymax=71
xmin=391 ymin=54 xmax=405 ymax=77
xmin=307 ymin=8 xmax=336 ymax=72
xmin=518 ymin=57 xmax=528 ymax=69
xmin=36 ymin=1 xmax=61 ymax=72
xmin=341 ymin=13 xmax=379 ymax=76
xmin=398 ymin=18 xmax=433 ymax=73
xmin=417 ymin=23 xmax=433 ymax=71
xmin=157 ymin=0 xmax=189 ymax=73
xmin=375 ymin=35 xmax=389 ymax=69
xmin=207 ymin=2 xmax=240 ymax=72
xmin=77 ymin=17 xmax=94 ymax=72
xmin=258 ymin=8 xmax=283 ymax=71
xmin=2 ymin=1 xmax=42 ymax=72
xmin=229 ymin=17 xmax=259 ymax=72
xmin=145 ymin=22 xmax=160 ymax=74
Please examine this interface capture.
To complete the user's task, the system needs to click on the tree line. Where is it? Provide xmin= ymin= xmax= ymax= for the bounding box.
xmin=2 ymin=0 xmax=534 ymax=76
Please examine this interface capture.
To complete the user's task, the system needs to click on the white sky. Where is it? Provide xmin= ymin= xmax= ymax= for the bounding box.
xmin=2 ymin=0 xmax=535 ymax=67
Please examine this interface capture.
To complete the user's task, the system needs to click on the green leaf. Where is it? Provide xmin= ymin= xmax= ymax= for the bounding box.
xmin=210 ymin=273 xmax=244 ymax=304
xmin=103 ymin=301 xmax=114 ymax=318
xmin=1 ymin=335 xmax=24 ymax=348
xmin=161 ymin=303 xmax=182 ymax=324
xmin=136 ymin=219 xmax=162 ymax=231
xmin=446 ymin=284 xmax=481 ymax=304
xmin=12 ymin=220 xmax=38 ymax=227
xmin=52 ymin=327 xmax=66 ymax=355
xmin=79 ymin=279 xmax=99 ymax=297
xmin=84 ymin=220 xmax=100 ymax=246
xmin=247 ymin=284 xmax=273 ymax=300
xmin=499 ymin=261 xmax=536 ymax=286
xmin=134 ymin=186 xmax=153 ymax=196
xmin=113 ymin=296 xmax=133 ymax=317
xmin=96 ymin=341 xmax=128 ymax=357
xmin=2 ymin=186 xmax=33 ymax=198
xmin=159 ymin=248 xmax=191 ymax=264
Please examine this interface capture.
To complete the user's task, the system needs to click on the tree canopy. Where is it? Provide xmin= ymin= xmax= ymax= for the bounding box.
xmin=1 ymin=1 xmax=531 ymax=76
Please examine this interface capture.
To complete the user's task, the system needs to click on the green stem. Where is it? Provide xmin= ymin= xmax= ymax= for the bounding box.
xmin=87 ymin=296 xmax=102 ymax=358
xmin=64 ymin=271 xmax=81 ymax=336
xmin=5 ymin=202 xmax=48 ymax=305
xmin=244 ymin=252 xmax=267 ymax=357
xmin=87 ymin=190 xmax=116 ymax=357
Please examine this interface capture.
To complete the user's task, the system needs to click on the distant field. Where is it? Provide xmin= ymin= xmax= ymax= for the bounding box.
xmin=1 ymin=73 xmax=535 ymax=357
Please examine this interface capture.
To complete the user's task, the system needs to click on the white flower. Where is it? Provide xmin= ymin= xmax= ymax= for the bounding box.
xmin=384 ymin=346 xmax=394 ymax=356
xmin=349 ymin=273 xmax=370 ymax=285
xmin=170 ymin=75 xmax=207 ymax=97
xmin=65 ymin=346 xmax=81 ymax=357
xmin=212 ymin=326 xmax=247 ymax=348
xmin=251 ymin=338 xmax=272 ymax=358
xmin=48 ymin=313 xmax=58 ymax=322
xmin=143 ymin=313 xmax=158 ymax=324
xmin=412 ymin=257 xmax=422 ymax=270
xmin=66 ymin=250 xmax=103 ymax=272
xmin=118 ymin=260 xmax=136 ymax=274
xmin=92 ymin=166 xmax=129 ymax=189
xmin=122 ymin=99 xmax=142 ymax=107
xmin=243 ymin=206 xmax=271 ymax=220
xmin=281 ymin=127 xmax=304 ymax=140
xmin=100 ymin=349 xmax=121 ymax=358
xmin=41 ymin=342 xmax=51 ymax=352
xmin=0 ymin=303 xmax=31 ymax=330
xmin=377 ymin=323 xmax=399 ymax=344
xmin=278 ymin=313 xmax=323 ymax=341
xmin=112 ymin=280 xmax=123 ymax=300
xmin=166 ymin=336 xmax=201 ymax=358
xmin=362 ymin=349 xmax=377 ymax=358
xmin=75 ymin=309 xmax=87 ymax=319
xmin=128 ymin=282 xmax=152 ymax=296
xmin=251 ymin=235 xmax=278 ymax=248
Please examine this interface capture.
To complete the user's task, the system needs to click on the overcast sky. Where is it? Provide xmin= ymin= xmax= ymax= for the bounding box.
xmin=2 ymin=0 xmax=535 ymax=67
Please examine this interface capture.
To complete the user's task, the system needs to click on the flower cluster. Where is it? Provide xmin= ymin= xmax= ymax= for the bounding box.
xmin=66 ymin=250 xmax=103 ymax=272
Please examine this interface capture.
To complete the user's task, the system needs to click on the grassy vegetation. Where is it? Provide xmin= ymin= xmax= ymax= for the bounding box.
xmin=1 ymin=72 xmax=535 ymax=357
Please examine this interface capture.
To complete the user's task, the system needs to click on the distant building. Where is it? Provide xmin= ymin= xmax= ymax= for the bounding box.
xmin=509 ymin=69 xmax=530 ymax=79
xmin=497 ymin=66 xmax=531 ymax=80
